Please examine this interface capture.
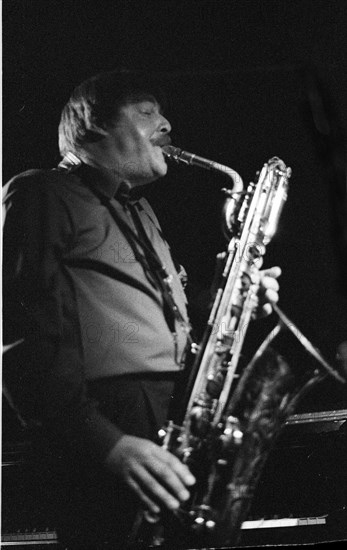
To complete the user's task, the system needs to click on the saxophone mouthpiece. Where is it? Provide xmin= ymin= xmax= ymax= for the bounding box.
xmin=162 ymin=145 xmax=182 ymax=159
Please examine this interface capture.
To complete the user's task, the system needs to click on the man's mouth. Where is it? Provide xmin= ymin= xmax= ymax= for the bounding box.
xmin=152 ymin=136 xmax=172 ymax=148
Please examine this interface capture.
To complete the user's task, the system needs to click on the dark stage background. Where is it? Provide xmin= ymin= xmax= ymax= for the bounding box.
xmin=3 ymin=0 xmax=347 ymax=412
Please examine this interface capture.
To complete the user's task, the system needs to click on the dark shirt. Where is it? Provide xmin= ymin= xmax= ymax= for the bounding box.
xmin=2 ymin=162 xmax=189 ymax=460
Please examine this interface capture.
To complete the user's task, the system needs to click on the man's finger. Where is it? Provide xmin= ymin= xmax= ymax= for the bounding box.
xmin=260 ymin=303 xmax=273 ymax=317
xmin=127 ymin=476 xmax=161 ymax=516
xmin=261 ymin=266 xmax=282 ymax=279
xmin=264 ymin=288 xmax=279 ymax=303
xmin=146 ymin=453 xmax=193 ymax=502
xmin=163 ymin=452 xmax=196 ymax=487
xmin=132 ymin=464 xmax=181 ymax=510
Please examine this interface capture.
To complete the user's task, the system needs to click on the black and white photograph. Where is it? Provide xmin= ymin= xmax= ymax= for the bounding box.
xmin=2 ymin=1 xmax=347 ymax=548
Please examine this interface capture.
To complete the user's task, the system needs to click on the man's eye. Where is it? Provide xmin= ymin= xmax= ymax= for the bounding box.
xmin=141 ymin=111 xmax=152 ymax=116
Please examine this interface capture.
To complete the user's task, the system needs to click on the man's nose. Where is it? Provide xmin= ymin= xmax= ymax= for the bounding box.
xmin=159 ymin=114 xmax=171 ymax=134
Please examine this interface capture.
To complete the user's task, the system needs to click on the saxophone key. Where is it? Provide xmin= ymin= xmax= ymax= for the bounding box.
xmin=220 ymin=416 xmax=244 ymax=449
xmin=189 ymin=404 xmax=212 ymax=437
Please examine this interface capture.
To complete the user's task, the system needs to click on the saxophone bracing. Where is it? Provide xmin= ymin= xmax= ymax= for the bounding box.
xmin=130 ymin=146 xmax=345 ymax=549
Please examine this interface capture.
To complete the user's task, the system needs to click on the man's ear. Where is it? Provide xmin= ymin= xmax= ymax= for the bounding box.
xmin=83 ymin=122 xmax=110 ymax=143
xmin=86 ymin=122 xmax=109 ymax=138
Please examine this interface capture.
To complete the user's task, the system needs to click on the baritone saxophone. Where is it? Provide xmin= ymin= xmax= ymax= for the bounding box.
xmin=130 ymin=146 xmax=345 ymax=548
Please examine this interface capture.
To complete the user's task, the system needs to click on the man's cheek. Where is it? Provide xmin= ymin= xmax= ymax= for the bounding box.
xmin=131 ymin=135 xmax=152 ymax=155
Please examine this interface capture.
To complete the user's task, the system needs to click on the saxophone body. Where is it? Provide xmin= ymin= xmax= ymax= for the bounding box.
xmin=132 ymin=149 xmax=344 ymax=548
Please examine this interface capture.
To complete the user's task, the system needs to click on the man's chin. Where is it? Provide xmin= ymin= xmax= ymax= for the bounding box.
xmin=126 ymin=158 xmax=168 ymax=187
xmin=147 ymin=162 xmax=168 ymax=182
xmin=130 ymin=170 xmax=166 ymax=188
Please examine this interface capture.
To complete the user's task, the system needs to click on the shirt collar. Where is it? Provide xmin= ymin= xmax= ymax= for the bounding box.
xmin=79 ymin=162 xmax=130 ymax=201
xmin=59 ymin=153 xmax=132 ymax=202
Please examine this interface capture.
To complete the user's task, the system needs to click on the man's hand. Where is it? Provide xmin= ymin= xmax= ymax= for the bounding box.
xmin=105 ymin=435 xmax=196 ymax=516
xmin=255 ymin=266 xmax=281 ymax=318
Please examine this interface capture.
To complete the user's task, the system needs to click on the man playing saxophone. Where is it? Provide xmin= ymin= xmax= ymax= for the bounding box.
xmin=3 ymin=70 xmax=281 ymax=548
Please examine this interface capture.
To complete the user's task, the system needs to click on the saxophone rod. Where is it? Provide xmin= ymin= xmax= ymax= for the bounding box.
xmin=273 ymin=303 xmax=345 ymax=384
xmin=162 ymin=145 xmax=244 ymax=194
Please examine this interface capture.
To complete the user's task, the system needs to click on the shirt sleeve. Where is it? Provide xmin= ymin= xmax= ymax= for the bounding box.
xmin=2 ymin=171 xmax=124 ymax=461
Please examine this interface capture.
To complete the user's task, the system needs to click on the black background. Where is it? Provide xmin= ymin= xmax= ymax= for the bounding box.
xmin=3 ymin=0 xmax=347 ymax=411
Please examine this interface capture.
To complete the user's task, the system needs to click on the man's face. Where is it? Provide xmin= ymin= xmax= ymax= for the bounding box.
xmin=106 ymin=98 xmax=172 ymax=186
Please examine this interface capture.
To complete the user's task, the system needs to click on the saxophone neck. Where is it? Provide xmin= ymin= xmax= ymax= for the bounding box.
xmin=162 ymin=145 xmax=244 ymax=194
